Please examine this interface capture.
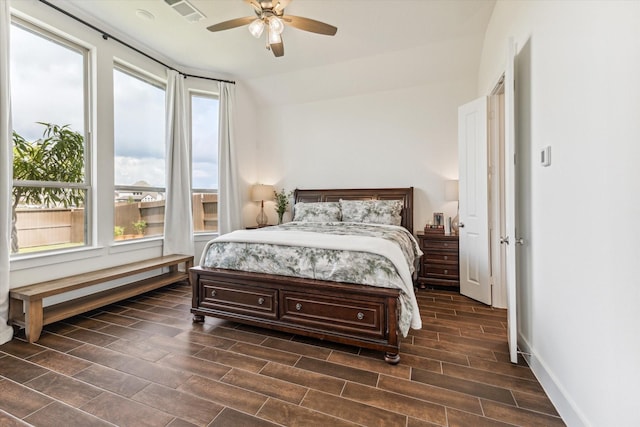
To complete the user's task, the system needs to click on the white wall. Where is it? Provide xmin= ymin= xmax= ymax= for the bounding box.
xmin=244 ymin=35 xmax=484 ymax=229
xmin=478 ymin=2 xmax=640 ymax=426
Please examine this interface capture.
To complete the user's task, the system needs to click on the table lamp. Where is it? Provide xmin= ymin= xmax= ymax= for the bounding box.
xmin=251 ymin=184 xmax=275 ymax=227
xmin=445 ymin=179 xmax=459 ymax=235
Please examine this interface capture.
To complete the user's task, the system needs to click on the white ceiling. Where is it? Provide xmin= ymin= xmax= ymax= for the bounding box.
xmin=56 ymin=0 xmax=496 ymax=81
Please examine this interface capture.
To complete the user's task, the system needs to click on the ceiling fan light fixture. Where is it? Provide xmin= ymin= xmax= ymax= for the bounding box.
xmin=206 ymin=0 xmax=337 ymax=58
xmin=268 ymin=28 xmax=282 ymax=45
xmin=269 ymin=16 xmax=284 ymax=34
xmin=248 ymin=18 xmax=265 ymax=38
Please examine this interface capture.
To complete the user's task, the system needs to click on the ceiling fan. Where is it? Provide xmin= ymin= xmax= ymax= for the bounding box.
xmin=206 ymin=0 xmax=338 ymax=58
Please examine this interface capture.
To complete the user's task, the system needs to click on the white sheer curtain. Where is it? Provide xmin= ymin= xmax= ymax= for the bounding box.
xmin=217 ymin=82 xmax=241 ymax=235
xmin=163 ymin=70 xmax=193 ymax=256
xmin=0 ymin=0 xmax=15 ymax=344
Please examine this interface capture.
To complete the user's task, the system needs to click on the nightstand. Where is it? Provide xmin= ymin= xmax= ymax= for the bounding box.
xmin=416 ymin=232 xmax=459 ymax=290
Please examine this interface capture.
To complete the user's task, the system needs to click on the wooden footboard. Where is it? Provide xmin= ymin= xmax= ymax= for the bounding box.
xmin=190 ymin=266 xmax=402 ymax=364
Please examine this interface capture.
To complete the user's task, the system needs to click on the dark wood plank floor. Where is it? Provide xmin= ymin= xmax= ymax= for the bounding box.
xmin=0 ymin=282 xmax=564 ymax=426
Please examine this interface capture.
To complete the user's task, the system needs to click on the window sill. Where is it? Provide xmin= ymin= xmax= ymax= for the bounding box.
xmin=10 ymin=246 xmax=106 ymax=272
xmin=10 ymin=234 xmax=209 ymax=272
xmin=109 ymin=237 xmax=163 ymax=254
xmin=194 ymin=232 xmax=218 ymax=243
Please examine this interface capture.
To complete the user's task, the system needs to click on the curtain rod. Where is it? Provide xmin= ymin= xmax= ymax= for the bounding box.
xmin=38 ymin=0 xmax=236 ymax=85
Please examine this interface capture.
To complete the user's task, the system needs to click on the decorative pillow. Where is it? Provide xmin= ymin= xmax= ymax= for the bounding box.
xmin=293 ymin=202 xmax=341 ymax=222
xmin=339 ymin=199 xmax=403 ymax=226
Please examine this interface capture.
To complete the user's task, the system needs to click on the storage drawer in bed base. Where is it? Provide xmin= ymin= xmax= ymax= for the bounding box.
xmin=280 ymin=291 xmax=386 ymax=339
xmin=190 ymin=266 xmax=402 ymax=364
xmin=200 ymin=279 xmax=277 ymax=320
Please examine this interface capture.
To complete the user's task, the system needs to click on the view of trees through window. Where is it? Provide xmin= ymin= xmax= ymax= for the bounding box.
xmin=113 ymin=67 xmax=166 ymax=240
xmin=191 ymin=94 xmax=219 ymax=233
xmin=112 ymin=72 xmax=221 ymax=240
xmin=10 ymin=18 xmax=220 ymax=254
xmin=10 ymin=21 xmax=88 ymax=254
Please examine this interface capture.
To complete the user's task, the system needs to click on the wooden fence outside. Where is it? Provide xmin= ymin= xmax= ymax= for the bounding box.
xmin=15 ymin=193 xmax=218 ymax=249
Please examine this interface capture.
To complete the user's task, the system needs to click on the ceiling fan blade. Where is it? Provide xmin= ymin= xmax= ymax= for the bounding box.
xmin=270 ymin=41 xmax=284 ymax=57
xmin=273 ymin=0 xmax=291 ymax=13
xmin=244 ymin=0 xmax=262 ymax=13
xmin=207 ymin=16 xmax=254 ymax=32
xmin=283 ymin=15 xmax=337 ymax=36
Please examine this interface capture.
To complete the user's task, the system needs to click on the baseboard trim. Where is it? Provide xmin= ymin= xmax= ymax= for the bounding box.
xmin=518 ymin=334 xmax=589 ymax=427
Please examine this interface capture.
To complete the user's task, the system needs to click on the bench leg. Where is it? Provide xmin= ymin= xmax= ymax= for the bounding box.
xmin=24 ymin=300 xmax=44 ymax=343
xmin=9 ymin=297 xmax=23 ymax=325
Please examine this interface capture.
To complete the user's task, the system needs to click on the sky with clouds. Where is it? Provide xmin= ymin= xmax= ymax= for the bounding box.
xmin=11 ymin=23 xmax=219 ymax=190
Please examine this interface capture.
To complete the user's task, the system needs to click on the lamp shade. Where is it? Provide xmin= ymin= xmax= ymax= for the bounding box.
xmin=269 ymin=16 xmax=284 ymax=34
xmin=251 ymin=184 xmax=275 ymax=202
xmin=444 ymin=180 xmax=459 ymax=201
xmin=268 ymin=28 xmax=282 ymax=44
xmin=248 ymin=18 xmax=264 ymax=38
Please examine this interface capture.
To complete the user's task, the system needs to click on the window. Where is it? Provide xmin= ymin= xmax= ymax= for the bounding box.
xmin=191 ymin=93 xmax=219 ymax=233
xmin=10 ymin=19 xmax=90 ymax=255
xmin=113 ymin=66 xmax=166 ymax=240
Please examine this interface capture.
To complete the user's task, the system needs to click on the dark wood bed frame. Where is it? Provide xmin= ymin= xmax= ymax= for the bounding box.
xmin=190 ymin=187 xmax=414 ymax=364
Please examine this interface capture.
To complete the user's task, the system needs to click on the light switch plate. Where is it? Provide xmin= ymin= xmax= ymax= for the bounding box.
xmin=541 ymin=146 xmax=551 ymax=167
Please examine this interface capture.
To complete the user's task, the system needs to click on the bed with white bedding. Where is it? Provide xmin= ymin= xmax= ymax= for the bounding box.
xmin=190 ymin=187 xmax=421 ymax=363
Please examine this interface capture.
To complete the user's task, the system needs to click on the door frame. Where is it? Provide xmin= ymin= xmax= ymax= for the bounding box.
xmin=488 ymin=77 xmax=507 ymax=309
xmin=459 ymin=73 xmax=511 ymax=311
xmin=488 ymin=38 xmax=519 ymax=363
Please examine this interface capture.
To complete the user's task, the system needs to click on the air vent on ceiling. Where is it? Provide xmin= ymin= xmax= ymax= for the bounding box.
xmin=164 ymin=0 xmax=206 ymax=23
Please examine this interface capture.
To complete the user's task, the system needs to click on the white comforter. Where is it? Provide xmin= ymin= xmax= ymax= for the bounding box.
xmin=201 ymin=222 xmax=422 ymax=335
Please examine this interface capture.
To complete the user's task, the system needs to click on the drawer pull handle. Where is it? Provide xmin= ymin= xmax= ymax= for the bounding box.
xmin=444 ymin=243 xmax=449 ymax=247
xmin=295 ymin=303 xmax=302 ymax=311
xmin=211 ymin=290 xmax=216 ymax=297
xmin=444 ymin=255 xmax=448 ymax=260
xmin=444 ymin=269 xmax=448 ymax=274
xmin=258 ymin=297 xmax=265 ymax=305
xmin=357 ymin=312 xmax=364 ymax=320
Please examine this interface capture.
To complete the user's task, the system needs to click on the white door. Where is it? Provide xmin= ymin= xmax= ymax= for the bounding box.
xmin=458 ymin=97 xmax=491 ymax=305
xmin=504 ymin=39 xmax=518 ymax=363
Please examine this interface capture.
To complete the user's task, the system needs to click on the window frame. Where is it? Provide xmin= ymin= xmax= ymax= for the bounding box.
xmin=10 ymin=16 xmax=93 ymax=256
xmin=189 ymin=90 xmax=219 ymax=235
xmin=112 ymin=63 xmax=167 ymax=242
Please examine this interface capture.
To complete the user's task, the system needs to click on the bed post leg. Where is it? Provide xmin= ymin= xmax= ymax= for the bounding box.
xmin=192 ymin=314 xmax=204 ymax=323
xmin=383 ymin=294 xmax=400 ymax=365
xmin=384 ymin=352 xmax=400 ymax=364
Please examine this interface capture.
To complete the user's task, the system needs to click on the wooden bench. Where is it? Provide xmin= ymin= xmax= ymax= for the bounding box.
xmin=9 ymin=254 xmax=193 ymax=343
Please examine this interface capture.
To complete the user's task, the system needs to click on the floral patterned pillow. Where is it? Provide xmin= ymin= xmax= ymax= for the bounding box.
xmin=293 ymin=202 xmax=341 ymax=222
xmin=339 ymin=199 xmax=403 ymax=226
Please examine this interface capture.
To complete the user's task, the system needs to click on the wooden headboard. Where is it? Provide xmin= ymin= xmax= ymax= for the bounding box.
xmin=293 ymin=187 xmax=414 ymax=234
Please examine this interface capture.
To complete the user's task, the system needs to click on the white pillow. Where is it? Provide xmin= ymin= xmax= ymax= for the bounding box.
xmin=339 ymin=199 xmax=403 ymax=226
xmin=293 ymin=202 xmax=341 ymax=222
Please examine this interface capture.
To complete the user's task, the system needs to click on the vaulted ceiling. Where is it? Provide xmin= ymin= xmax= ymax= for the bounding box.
xmin=58 ymin=0 xmax=496 ymax=82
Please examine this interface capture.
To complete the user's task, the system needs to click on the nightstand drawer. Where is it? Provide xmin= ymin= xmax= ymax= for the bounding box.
xmin=423 ymin=240 xmax=459 ymax=251
xmin=422 ymin=277 xmax=458 ymax=288
xmin=424 ymin=252 xmax=459 ymax=263
xmin=425 ymin=265 xmax=459 ymax=279
xmin=416 ymin=232 xmax=459 ymax=289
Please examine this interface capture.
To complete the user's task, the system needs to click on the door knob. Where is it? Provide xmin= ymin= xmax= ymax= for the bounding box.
xmin=515 ymin=238 xmax=524 ymax=245
xmin=500 ymin=236 xmax=510 ymax=245
xmin=459 ymin=222 xmax=465 ymax=228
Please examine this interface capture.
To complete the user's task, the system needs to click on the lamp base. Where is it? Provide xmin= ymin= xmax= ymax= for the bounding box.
xmin=256 ymin=207 xmax=268 ymax=227
xmin=451 ymin=213 xmax=459 ymax=235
